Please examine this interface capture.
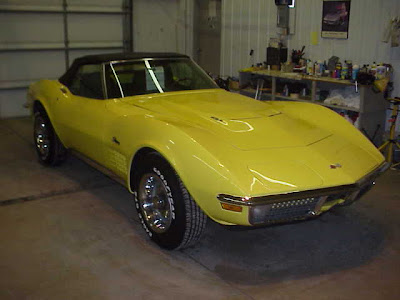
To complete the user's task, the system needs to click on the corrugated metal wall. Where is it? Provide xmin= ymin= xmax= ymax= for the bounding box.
xmin=221 ymin=0 xmax=277 ymax=77
xmin=221 ymin=0 xmax=400 ymax=96
xmin=0 ymin=0 xmax=129 ymax=118
xmin=133 ymin=0 xmax=195 ymax=58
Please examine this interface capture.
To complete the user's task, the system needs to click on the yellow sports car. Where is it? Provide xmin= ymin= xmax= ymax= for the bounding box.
xmin=27 ymin=53 xmax=388 ymax=249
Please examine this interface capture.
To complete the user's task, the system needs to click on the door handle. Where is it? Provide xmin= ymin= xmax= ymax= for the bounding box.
xmin=60 ymin=87 xmax=68 ymax=94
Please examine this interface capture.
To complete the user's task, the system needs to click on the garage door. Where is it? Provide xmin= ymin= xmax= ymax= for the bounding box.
xmin=0 ymin=0 xmax=132 ymax=118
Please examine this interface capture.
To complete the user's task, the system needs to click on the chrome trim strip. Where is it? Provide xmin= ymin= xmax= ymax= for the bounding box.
xmin=109 ymin=57 xmax=188 ymax=65
xmin=70 ymin=150 xmax=126 ymax=187
xmin=110 ymin=62 xmax=124 ymax=98
xmin=217 ymin=162 xmax=389 ymax=207
xmin=218 ymin=185 xmax=355 ymax=206
xmin=101 ymin=63 xmax=108 ymax=99
xmin=144 ymin=59 xmax=164 ymax=93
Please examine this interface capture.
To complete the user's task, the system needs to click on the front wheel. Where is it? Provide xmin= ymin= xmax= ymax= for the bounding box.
xmin=134 ymin=153 xmax=207 ymax=250
xmin=33 ymin=110 xmax=67 ymax=166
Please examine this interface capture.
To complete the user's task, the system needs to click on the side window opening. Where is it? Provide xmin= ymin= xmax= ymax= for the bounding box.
xmin=68 ymin=64 xmax=103 ymax=99
xmin=103 ymin=59 xmax=218 ymax=98
xmin=105 ymin=61 xmax=154 ymax=98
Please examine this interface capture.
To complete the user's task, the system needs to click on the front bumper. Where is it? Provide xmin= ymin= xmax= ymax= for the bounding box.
xmin=217 ymin=162 xmax=389 ymax=225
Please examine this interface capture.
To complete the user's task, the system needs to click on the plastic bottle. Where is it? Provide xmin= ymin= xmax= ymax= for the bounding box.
xmin=360 ymin=64 xmax=367 ymax=73
xmin=352 ymin=64 xmax=359 ymax=81
xmin=307 ymin=60 xmax=314 ymax=75
xmin=347 ymin=60 xmax=353 ymax=80
xmin=316 ymin=60 xmax=324 ymax=76
xmin=376 ymin=64 xmax=386 ymax=79
xmin=371 ymin=62 xmax=377 ymax=77
xmin=341 ymin=61 xmax=348 ymax=80
xmin=314 ymin=61 xmax=320 ymax=76
xmin=335 ymin=62 xmax=342 ymax=79
xmin=320 ymin=60 xmax=325 ymax=75
xmin=283 ymin=84 xmax=289 ymax=97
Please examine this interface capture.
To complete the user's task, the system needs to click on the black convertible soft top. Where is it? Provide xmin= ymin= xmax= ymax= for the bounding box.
xmin=59 ymin=52 xmax=189 ymax=86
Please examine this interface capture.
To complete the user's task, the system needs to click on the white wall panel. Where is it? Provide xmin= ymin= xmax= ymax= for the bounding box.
xmin=0 ymin=51 xmax=65 ymax=82
xmin=0 ymin=12 xmax=64 ymax=45
xmin=133 ymin=0 xmax=181 ymax=53
xmin=221 ymin=0 xmax=277 ymax=76
xmin=132 ymin=0 xmax=195 ymax=57
xmin=68 ymin=14 xmax=123 ymax=45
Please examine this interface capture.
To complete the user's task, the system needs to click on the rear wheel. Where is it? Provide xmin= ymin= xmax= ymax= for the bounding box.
xmin=134 ymin=153 xmax=207 ymax=250
xmin=33 ymin=109 xmax=67 ymax=166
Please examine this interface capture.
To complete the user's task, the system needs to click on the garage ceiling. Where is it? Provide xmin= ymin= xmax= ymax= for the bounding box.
xmin=0 ymin=0 xmax=132 ymax=118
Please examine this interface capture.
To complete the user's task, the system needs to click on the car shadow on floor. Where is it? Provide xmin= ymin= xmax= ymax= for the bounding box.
xmin=92 ymin=177 xmax=385 ymax=286
xmin=180 ymin=207 xmax=385 ymax=285
xmin=66 ymin=161 xmax=385 ymax=287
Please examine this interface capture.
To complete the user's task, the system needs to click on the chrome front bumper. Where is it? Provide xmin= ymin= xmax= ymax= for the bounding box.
xmin=217 ymin=162 xmax=389 ymax=225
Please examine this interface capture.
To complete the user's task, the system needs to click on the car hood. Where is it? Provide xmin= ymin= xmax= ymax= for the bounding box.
xmin=125 ymin=89 xmax=331 ymax=150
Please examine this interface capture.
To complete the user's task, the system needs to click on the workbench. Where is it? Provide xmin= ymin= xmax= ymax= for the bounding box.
xmin=239 ymin=69 xmax=388 ymax=145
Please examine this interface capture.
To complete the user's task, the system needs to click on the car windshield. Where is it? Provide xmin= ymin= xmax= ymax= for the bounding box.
xmin=106 ymin=58 xmax=218 ymax=98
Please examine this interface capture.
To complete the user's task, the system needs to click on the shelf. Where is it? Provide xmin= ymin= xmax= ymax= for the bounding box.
xmin=239 ymin=69 xmax=386 ymax=144
xmin=273 ymin=95 xmax=360 ymax=112
xmin=320 ymin=102 xmax=360 ymax=112
xmin=274 ymin=95 xmax=312 ymax=101
xmin=249 ymin=69 xmax=356 ymax=86
xmin=240 ymin=89 xmax=360 ymax=112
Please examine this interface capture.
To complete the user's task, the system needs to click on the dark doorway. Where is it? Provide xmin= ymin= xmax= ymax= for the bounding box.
xmin=193 ymin=0 xmax=222 ymax=75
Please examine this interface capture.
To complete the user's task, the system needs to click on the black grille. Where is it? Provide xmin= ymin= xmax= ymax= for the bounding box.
xmin=265 ymin=197 xmax=320 ymax=222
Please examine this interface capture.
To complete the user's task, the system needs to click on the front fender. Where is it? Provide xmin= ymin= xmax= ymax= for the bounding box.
xmin=107 ymin=113 xmax=253 ymax=225
xmin=27 ymin=80 xmax=65 ymax=141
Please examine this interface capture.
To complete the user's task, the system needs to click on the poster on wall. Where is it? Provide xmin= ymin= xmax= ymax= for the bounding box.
xmin=321 ymin=0 xmax=351 ymax=39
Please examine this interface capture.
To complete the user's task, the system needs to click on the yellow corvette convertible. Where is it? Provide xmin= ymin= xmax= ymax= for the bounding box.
xmin=27 ymin=53 xmax=388 ymax=249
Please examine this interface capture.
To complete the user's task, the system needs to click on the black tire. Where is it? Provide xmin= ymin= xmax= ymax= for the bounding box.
xmin=134 ymin=153 xmax=207 ymax=250
xmin=33 ymin=109 xmax=67 ymax=166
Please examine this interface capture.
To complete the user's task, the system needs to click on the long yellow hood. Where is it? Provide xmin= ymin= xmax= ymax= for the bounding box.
xmin=124 ymin=89 xmax=331 ymax=150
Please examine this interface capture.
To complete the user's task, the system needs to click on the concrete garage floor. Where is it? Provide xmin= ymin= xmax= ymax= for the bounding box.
xmin=0 ymin=118 xmax=399 ymax=300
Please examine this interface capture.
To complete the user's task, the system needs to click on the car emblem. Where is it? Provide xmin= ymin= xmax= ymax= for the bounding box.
xmin=330 ymin=163 xmax=342 ymax=169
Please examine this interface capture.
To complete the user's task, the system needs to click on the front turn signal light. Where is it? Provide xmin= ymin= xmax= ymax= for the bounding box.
xmin=221 ymin=203 xmax=243 ymax=212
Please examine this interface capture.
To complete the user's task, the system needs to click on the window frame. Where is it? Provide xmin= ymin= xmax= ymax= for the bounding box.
xmin=67 ymin=63 xmax=106 ymax=100
xmin=101 ymin=57 xmax=218 ymax=99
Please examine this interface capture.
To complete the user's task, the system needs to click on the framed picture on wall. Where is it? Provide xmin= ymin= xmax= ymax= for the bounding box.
xmin=321 ymin=0 xmax=351 ymax=39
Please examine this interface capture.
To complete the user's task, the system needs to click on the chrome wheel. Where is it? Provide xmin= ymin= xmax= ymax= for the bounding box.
xmin=34 ymin=115 xmax=51 ymax=160
xmin=138 ymin=173 xmax=173 ymax=234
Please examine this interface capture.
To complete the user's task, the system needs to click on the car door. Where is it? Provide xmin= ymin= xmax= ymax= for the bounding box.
xmin=53 ymin=63 xmax=107 ymax=163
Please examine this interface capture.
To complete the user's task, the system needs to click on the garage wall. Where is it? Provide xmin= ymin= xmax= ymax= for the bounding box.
xmin=221 ymin=0 xmax=400 ymax=93
xmin=221 ymin=0 xmax=400 ymax=133
xmin=288 ymin=0 xmax=400 ymax=134
xmin=288 ymin=0 xmax=400 ymax=98
xmin=220 ymin=0 xmax=277 ymax=77
xmin=132 ymin=0 xmax=194 ymax=56
xmin=0 ymin=0 xmax=129 ymax=118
